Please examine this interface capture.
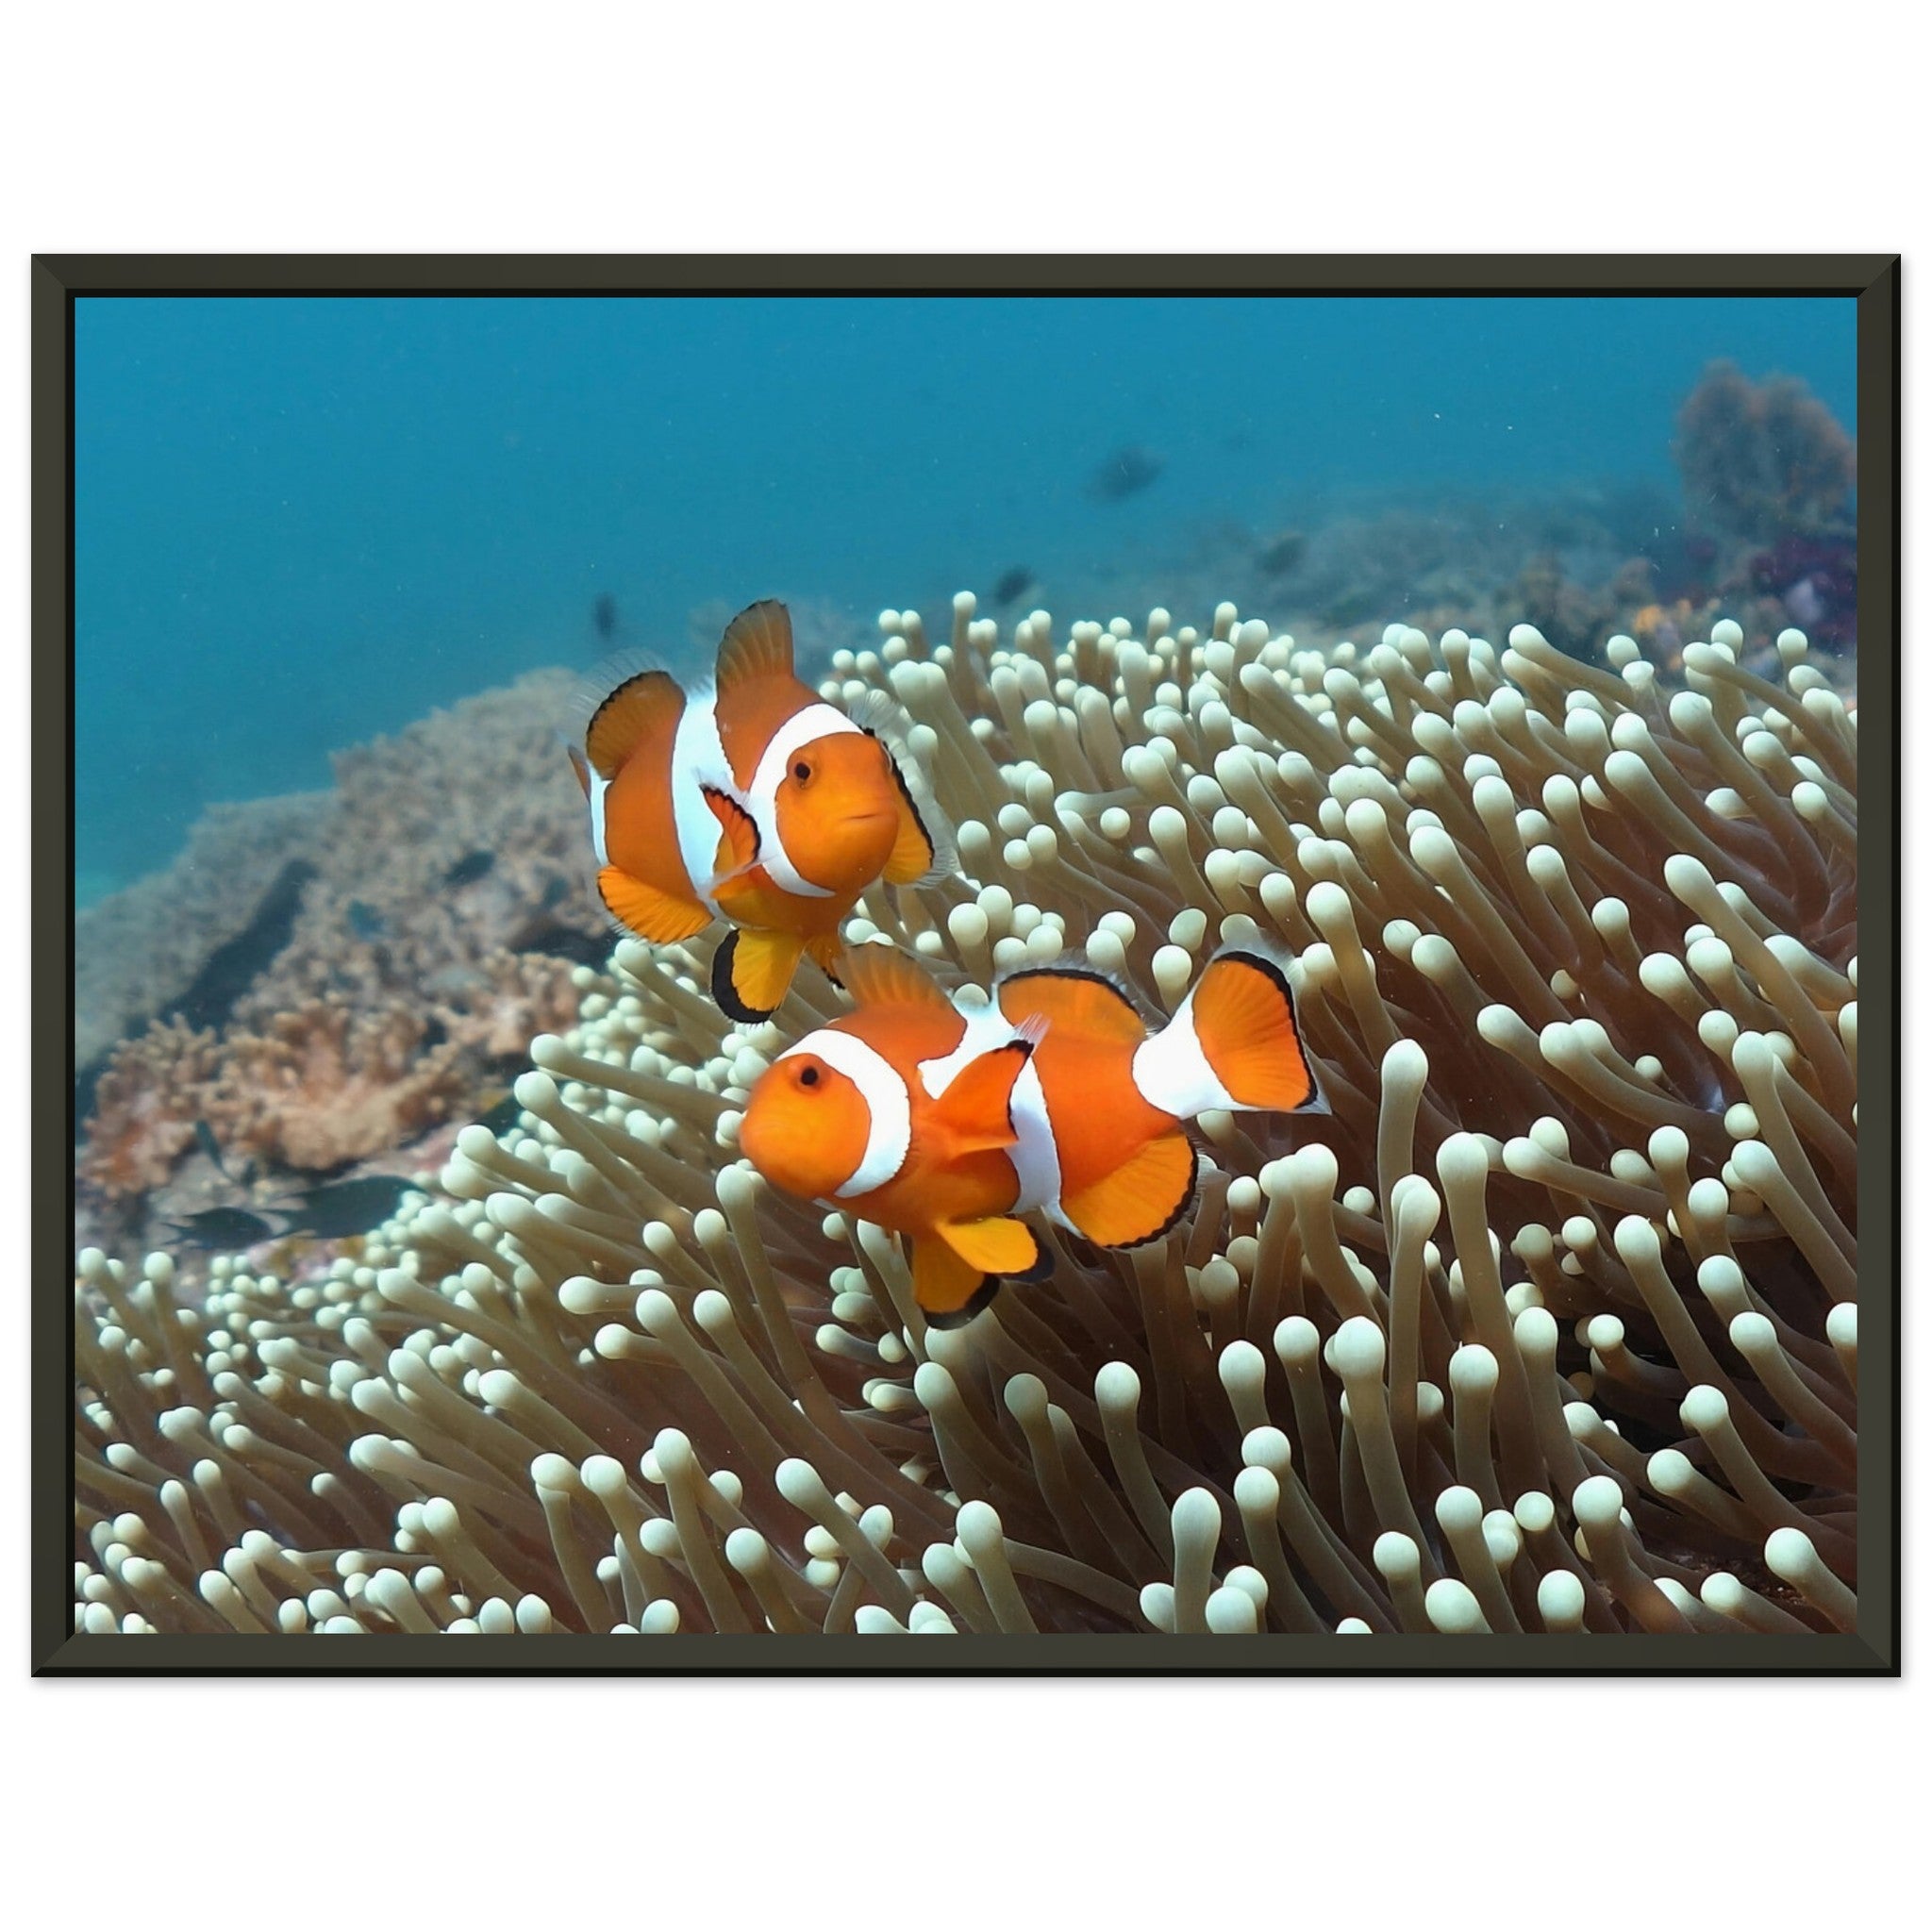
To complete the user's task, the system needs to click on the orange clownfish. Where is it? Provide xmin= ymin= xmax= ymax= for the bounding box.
xmin=568 ymin=600 xmax=954 ymax=1024
xmin=739 ymin=941 xmax=1324 ymax=1324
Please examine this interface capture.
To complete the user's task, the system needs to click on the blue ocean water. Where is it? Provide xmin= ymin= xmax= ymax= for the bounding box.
xmin=74 ymin=292 xmax=1856 ymax=900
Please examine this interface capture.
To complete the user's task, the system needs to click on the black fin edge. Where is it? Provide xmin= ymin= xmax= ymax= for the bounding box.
xmin=1213 ymin=947 xmax=1325 ymax=1113
xmin=924 ymin=1275 xmax=1004 ymax=1328
xmin=700 ymin=781 xmax=761 ymax=860
xmin=709 ymin=931 xmax=779 ymax=1026
xmin=995 ymin=960 xmax=1151 ymax=1024
xmin=583 ymin=666 xmax=676 ymax=778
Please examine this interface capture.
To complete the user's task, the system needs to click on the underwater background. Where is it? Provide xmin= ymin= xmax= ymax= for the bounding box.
xmin=71 ymin=289 xmax=1866 ymax=1642
xmin=75 ymin=294 xmax=1855 ymax=899
xmin=74 ymin=290 xmax=1857 ymax=1275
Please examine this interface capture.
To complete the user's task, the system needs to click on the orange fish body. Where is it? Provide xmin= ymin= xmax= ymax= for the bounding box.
xmin=740 ymin=942 xmax=1323 ymax=1324
xmin=571 ymin=601 xmax=951 ymax=1022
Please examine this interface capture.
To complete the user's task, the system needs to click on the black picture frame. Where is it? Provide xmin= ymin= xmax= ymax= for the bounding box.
xmin=37 ymin=253 xmax=1898 ymax=1676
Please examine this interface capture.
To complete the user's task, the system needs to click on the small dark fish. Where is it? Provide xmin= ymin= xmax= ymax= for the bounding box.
xmin=1088 ymin=444 xmax=1165 ymax=504
xmin=593 ymin=592 xmax=620 ymax=643
xmin=346 ymin=899 xmax=388 ymax=941
xmin=1257 ymin=529 xmax=1307 ymax=577
xmin=165 ymin=1207 xmax=279 ymax=1250
xmin=475 ymin=1090 xmax=524 ymax=1136
xmin=443 ymin=850 xmax=495 ymax=887
xmin=991 ymin=566 xmax=1036 ymax=608
xmin=192 ymin=1119 xmax=233 ymax=1178
xmin=283 ymin=1174 xmax=418 ymax=1239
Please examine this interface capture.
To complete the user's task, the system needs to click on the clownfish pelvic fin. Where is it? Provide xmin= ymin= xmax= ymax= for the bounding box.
xmin=711 ymin=926 xmax=808 ymax=1024
xmin=936 ymin=1212 xmax=1043 ymax=1278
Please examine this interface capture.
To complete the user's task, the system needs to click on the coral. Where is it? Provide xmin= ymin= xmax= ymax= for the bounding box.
xmin=1674 ymin=359 xmax=1856 ymax=549
xmin=72 ymin=593 xmax=1857 ymax=1641
xmin=75 ymin=669 xmax=606 ymax=1238
xmin=74 ymin=793 xmax=335 ymax=1075
xmin=208 ymin=1000 xmax=472 ymax=1173
xmin=78 ymin=1022 xmax=225 ymax=1200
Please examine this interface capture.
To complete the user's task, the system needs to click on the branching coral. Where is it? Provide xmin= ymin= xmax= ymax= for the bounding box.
xmin=77 ymin=671 xmax=608 ymax=1237
xmin=208 ymin=999 xmax=474 ymax=1173
xmin=71 ymin=593 xmax=1857 ymax=1640
xmin=79 ymin=1023 xmax=225 ymax=1200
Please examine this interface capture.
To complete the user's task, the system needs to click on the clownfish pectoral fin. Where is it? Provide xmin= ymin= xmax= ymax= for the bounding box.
xmin=1190 ymin=947 xmax=1323 ymax=1112
xmin=911 ymin=1240 xmax=999 ymax=1324
xmin=715 ymin=600 xmax=794 ymax=693
xmin=882 ymin=776 xmax=941 ymax=885
xmin=711 ymin=926 xmax=806 ymax=1025
xmin=924 ymin=1025 xmax=1041 ymax=1160
xmin=703 ymin=785 xmax=760 ymax=879
xmin=836 ymin=941 xmax=952 ymax=1012
xmin=565 ymin=741 xmax=593 ymax=800
xmin=597 ymin=866 xmax=713 ymax=945
xmin=582 ymin=665 xmax=684 ymax=781
xmin=936 ymin=1213 xmax=1046 ymax=1279
xmin=1060 ymin=1131 xmax=1199 ymax=1249
xmin=844 ymin=691 xmax=958 ymax=886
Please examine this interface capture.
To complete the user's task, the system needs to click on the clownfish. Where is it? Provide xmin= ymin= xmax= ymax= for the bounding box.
xmin=568 ymin=600 xmax=954 ymax=1024
xmin=739 ymin=941 xmax=1324 ymax=1324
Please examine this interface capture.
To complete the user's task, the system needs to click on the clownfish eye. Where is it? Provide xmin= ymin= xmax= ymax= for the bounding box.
xmin=798 ymin=1064 xmax=820 ymax=1088
xmin=792 ymin=759 xmax=812 ymax=783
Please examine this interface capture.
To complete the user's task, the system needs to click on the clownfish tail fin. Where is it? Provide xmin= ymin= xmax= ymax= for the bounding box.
xmin=1187 ymin=945 xmax=1324 ymax=1113
xmin=715 ymin=600 xmax=795 ymax=693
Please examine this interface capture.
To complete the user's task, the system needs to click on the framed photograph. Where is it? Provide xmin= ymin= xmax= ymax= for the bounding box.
xmin=41 ymin=257 xmax=1894 ymax=1671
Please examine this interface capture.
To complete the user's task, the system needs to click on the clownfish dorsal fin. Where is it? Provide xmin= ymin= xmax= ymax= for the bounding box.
xmin=838 ymin=941 xmax=952 ymax=1013
xmin=703 ymin=785 xmax=760 ymax=882
xmin=715 ymin=600 xmax=795 ymax=694
xmin=582 ymin=664 xmax=684 ymax=781
xmin=997 ymin=961 xmax=1147 ymax=1044
xmin=1059 ymin=1131 xmax=1198 ymax=1249
xmin=924 ymin=1020 xmax=1042 ymax=1159
xmin=805 ymin=933 xmax=846 ymax=988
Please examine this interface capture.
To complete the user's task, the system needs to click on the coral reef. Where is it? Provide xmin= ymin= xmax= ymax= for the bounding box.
xmin=1671 ymin=362 xmax=1858 ymax=652
xmin=75 ymin=794 xmax=334 ymax=1076
xmin=72 ymin=592 xmax=1857 ymax=1641
xmin=1674 ymin=359 xmax=1856 ymax=549
xmin=76 ymin=670 xmax=604 ymax=1250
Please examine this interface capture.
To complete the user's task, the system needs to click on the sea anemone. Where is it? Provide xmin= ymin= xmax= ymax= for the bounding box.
xmin=72 ymin=594 xmax=1857 ymax=1640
